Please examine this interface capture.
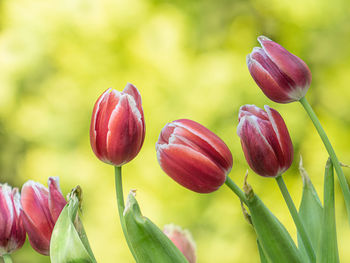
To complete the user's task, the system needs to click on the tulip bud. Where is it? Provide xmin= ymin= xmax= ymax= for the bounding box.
xmin=163 ymin=224 xmax=196 ymax=263
xmin=156 ymin=119 xmax=233 ymax=193
xmin=0 ymin=184 xmax=26 ymax=256
xmin=90 ymin=83 xmax=145 ymax=166
xmin=21 ymin=177 xmax=66 ymax=255
xmin=247 ymin=36 xmax=311 ymax=103
xmin=50 ymin=187 xmax=96 ymax=263
xmin=237 ymin=105 xmax=293 ymax=177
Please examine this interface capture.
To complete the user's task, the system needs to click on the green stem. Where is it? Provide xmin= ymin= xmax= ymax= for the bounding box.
xmin=275 ymin=175 xmax=315 ymax=263
xmin=225 ymin=176 xmax=248 ymax=205
xmin=2 ymin=254 xmax=13 ymax=263
xmin=299 ymin=96 xmax=350 ymax=223
xmin=114 ymin=166 xmax=138 ymax=261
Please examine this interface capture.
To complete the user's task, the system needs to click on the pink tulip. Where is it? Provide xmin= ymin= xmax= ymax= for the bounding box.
xmin=247 ymin=36 xmax=311 ymax=103
xmin=0 ymin=184 xmax=25 ymax=256
xmin=90 ymin=83 xmax=145 ymax=166
xmin=21 ymin=177 xmax=66 ymax=255
xmin=164 ymin=224 xmax=196 ymax=263
xmin=156 ymin=119 xmax=233 ymax=193
xmin=237 ymin=105 xmax=293 ymax=177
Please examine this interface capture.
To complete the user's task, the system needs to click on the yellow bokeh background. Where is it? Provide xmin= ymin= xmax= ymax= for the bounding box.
xmin=1 ymin=0 xmax=350 ymax=262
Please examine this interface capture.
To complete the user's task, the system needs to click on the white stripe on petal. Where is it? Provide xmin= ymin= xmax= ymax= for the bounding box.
xmin=264 ymin=106 xmax=282 ymax=149
xmin=245 ymin=115 xmax=275 ymax=154
xmin=125 ymin=94 xmax=142 ymax=122
xmin=2 ymin=184 xmax=14 ymax=222
xmin=170 ymin=121 xmax=224 ymax=160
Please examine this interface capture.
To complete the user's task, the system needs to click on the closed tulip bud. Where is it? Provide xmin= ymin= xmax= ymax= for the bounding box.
xmin=21 ymin=177 xmax=66 ymax=255
xmin=0 ymin=184 xmax=26 ymax=256
xmin=90 ymin=83 xmax=145 ymax=166
xmin=163 ymin=224 xmax=196 ymax=263
xmin=247 ymin=36 xmax=311 ymax=103
xmin=156 ymin=119 xmax=233 ymax=193
xmin=237 ymin=105 xmax=293 ymax=177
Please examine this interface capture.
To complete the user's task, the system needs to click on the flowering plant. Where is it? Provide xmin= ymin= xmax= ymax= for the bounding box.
xmin=1 ymin=36 xmax=348 ymax=263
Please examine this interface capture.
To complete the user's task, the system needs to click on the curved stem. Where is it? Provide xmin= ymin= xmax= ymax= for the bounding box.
xmin=299 ymin=97 xmax=350 ymax=223
xmin=114 ymin=166 xmax=138 ymax=261
xmin=225 ymin=176 xmax=248 ymax=205
xmin=276 ymin=175 xmax=315 ymax=263
xmin=2 ymin=254 xmax=13 ymax=263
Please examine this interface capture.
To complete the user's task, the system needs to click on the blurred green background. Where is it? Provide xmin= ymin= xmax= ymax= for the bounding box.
xmin=1 ymin=0 xmax=350 ymax=262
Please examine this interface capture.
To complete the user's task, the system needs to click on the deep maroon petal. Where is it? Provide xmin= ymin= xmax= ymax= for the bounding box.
xmin=248 ymin=53 xmax=295 ymax=103
xmin=258 ymin=36 xmax=311 ymax=89
xmin=265 ymin=106 xmax=294 ymax=172
xmin=239 ymin=117 xmax=280 ymax=177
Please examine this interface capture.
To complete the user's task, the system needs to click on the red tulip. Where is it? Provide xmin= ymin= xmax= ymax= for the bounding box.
xmin=90 ymin=83 xmax=145 ymax=166
xmin=164 ymin=224 xmax=196 ymax=263
xmin=156 ymin=119 xmax=233 ymax=193
xmin=237 ymin=105 xmax=293 ymax=177
xmin=0 ymin=184 xmax=25 ymax=256
xmin=21 ymin=177 xmax=66 ymax=255
xmin=247 ymin=36 xmax=311 ymax=103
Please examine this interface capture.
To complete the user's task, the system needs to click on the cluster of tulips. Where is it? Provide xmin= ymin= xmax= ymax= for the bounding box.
xmin=1 ymin=36 xmax=348 ymax=263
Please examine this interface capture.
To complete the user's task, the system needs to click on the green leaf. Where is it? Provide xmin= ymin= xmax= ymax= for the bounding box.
xmin=298 ymin=156 xmax=323 ymax=261
xmin=317 ymin=159 xmax=339 ymax=263
xmin=257 ymin=239 xmax=270 ymax=263
xmin=124 ymin=191 xmax=189 ymax=263
xmin=50 ymin=186 xmax=97 ymax=263
xmin=244 ymin=178 xmax=302 ymax=263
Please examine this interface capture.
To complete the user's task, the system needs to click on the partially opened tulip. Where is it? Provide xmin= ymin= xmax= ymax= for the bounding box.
xmin=21 ymin=177 xmax=66 ymax=255
xmin=90 ymin=83 xmax=145 ymax=166
xmin=237 ymin=105 xmax=316 ymax=261
xmin=247 ymin=36 xmax=311 ymax=103
xmin=237 ymin=105 xmax=293 ymax=177
xmin=164 ymin=224 xmax=196 ymax=263
xmin=0 ymin=184 xmax=26 ymax=257
xmin=156 ymin=119 xmax=233 ymax=193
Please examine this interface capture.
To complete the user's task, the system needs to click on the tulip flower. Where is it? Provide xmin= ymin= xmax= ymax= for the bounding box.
xmin=90 ymin=83 xmax=145 ymax=166
xmin=163 ymin=224 xmax=196 ymax=263
xmin=156 ymin=119 xmax=233 ymax=193
xmin=0 ymin=184 xmax=26 ymax=256
xmin=21 ymin=177 xmax=66 ymax=255
xmin=237 ymin=105 xmax=293 ymax=177
xmin=247 ymin=36 xmax=311 ymax=103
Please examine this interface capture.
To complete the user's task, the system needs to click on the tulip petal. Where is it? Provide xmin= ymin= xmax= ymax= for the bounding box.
xmin=123 ymin=83 xmax=146 ymax=144
xmin=48 ymin=178 xmax=67 ymax=222
xmin=258 ymin=36 xmax=311 ymax=89
xmin=248 ymin=52 xmax=295 ymax=103
xmin=173 ymin=119 xmax=233 ymax=172
xmin=238 ymin=105 xmax=269 ymax=121
xmin=157 ymin=144 xmax=227 ymax=193
xmin=21 ymin=211 xmax=50 ymax=255
xmin=265 ymin=106 xmax=293 ymax=172
xmin=107 ymin=95 xmax=144 ymax=166
xmin=96 ymin=89 xmax=123 ymax=161
xmin=21 ymin=181 xmax=54 ymax=242
xmin=0 ymin=185 xmax=13 ymax=246
xmin=123 ymin=83 xmax=143 ymax=114
xmin=238 ymin=116 xmax=280 ymax=177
